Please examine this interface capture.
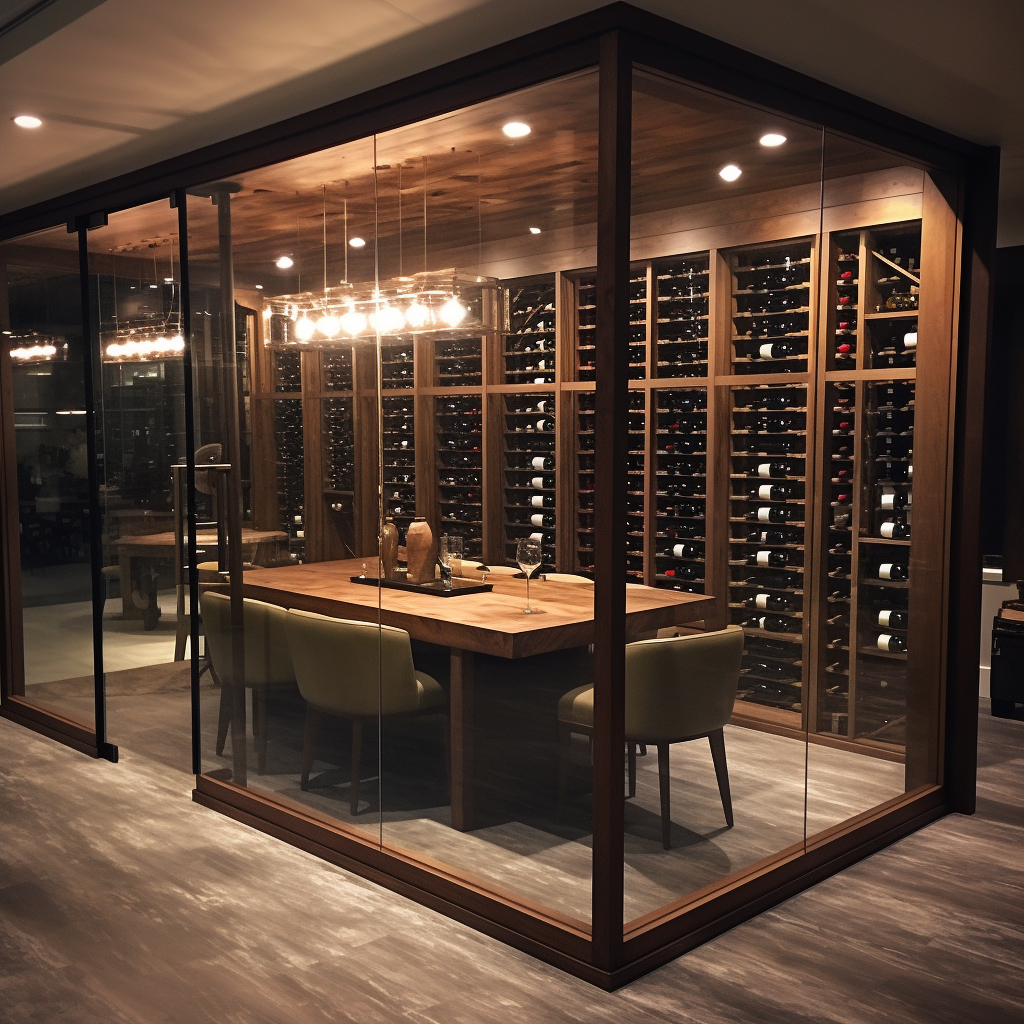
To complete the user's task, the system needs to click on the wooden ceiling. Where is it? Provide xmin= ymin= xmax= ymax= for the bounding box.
xmin=5 ymin=69 xmax=905 ymax=291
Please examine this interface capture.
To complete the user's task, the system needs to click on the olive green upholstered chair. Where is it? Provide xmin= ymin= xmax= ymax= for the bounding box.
xmin=557 ymin=624 xmax=744 ymax=849
xmin=285 ymin=609 xmax=448 ymax=815
xmin=201 ymin=591 xmax=297 ymax=775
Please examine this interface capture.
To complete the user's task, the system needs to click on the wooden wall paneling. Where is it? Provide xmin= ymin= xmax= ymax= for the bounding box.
xmin=905 ymin=175 xmax=959 ymax=790
xmin=249 ymin=397 xmax=277 ymax=533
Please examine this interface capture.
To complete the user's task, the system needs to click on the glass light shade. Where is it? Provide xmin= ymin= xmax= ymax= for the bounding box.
xmin=341 ymin=309 xmax=367 ymax=336
xmin=294 ymin=317 xmax=316 ymax=341
xmin=439 ymin=297 xmax=468 ymax=326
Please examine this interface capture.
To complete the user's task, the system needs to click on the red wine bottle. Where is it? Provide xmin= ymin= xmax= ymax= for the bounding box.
xmin=745 ymin=592 xmax=791 ymax=611
xmin=756 ymin=461 xmax=792 ymax=478
xmin=747 ymin=505 xmax=793 ymax=523
xmin=748 ymin=483 xmax=791 ymax=501
xmin=747 ymin=549 xmax=788 ymax=567
xmin=877 ymin=609 xmax=908 ymax=629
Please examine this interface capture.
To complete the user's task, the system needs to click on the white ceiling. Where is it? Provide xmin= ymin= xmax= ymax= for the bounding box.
xmin=1 ymin=0 xmax=1021 ymax=246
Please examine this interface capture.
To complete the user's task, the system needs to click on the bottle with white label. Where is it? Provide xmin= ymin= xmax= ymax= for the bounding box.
xmin=747 ymin=528 xmax=788 ymax=545
xmin=757 ymin=461 xmax=791 ymax=478
xmin=880 ymin=489 xmax=912 ymax=511
xmin=748 ymin=483 xmax=790 ymax=501
xmin=879 ymin=518 xmax=910 ymax=539
xmin=747 ymin=549 xmax=788 ymax=568
xmin=744 ymin=592 xmax=791 ymax=611
xmin=529 ymin=493 xmax=555 ymax=509
xmin=877 ymin=609 xmax=908 ymax=629
xmin=878 ymin=562 xmax=908 ymax=581
xmin=663 ymin=541 xmax=701 ymax=559
xmin=530 ymin=513 xmax=555 ymax=528
xmin=746 ymin=505 xmax=792 ymax=523
xmin=876 ymin=633 xmax=907 ymax=653
xmin=756 ymin=340 xmax=798 ymax=359
xmin=530 ymin=455 xmax=555 ymax=471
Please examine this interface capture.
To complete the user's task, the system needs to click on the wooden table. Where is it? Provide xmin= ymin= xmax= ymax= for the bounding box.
xmin=243 ymin=557 xmax=715 ymax=830
xmin=115 ymin=528 xmax=288 ymax=620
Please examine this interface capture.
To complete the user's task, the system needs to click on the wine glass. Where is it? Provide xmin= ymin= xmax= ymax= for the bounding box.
xmin=516 ymin=537 xmax=543 ymax=614
xmin=446 ymin=535 xmax=463 ymax=578
xmin=438 ymin=535 xmax=454 ymax=591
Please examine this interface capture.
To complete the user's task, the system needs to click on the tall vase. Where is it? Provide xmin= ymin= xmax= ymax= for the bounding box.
xmin=405 ymin=517 xmax=436 ymax=584
xmin=379 ymin=517 xmax=399 ymax=580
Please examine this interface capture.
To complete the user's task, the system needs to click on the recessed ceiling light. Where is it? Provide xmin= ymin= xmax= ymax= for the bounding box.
xmin=255 ymin=284 xmax=263 ymax=290
xmin=275 ymin=256 xmax=294 ymax=269
xmin=164 ymin=277 xmax=174 ymax=283
xmin=719 ymin=164 xmax=742 ymax=182
xmin=502 ymin=121 xmax=531 ymax=138
xmin=760 ymin=133 xmax=786 ymax=147
xmin=349 ymin=236 xmax=366 ymax=248
xmin=529 ymin=227 xmax=542 ymax=234
xmin=13 ymin=115 xmax=42 ymax=129
xmin=149 ymin=284 xmax=158 ymax=289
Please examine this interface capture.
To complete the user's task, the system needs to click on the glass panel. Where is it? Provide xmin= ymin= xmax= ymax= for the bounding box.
xmin=85 ymin=203 xmax=190 ymax=767
xmin=804 ymin=132 xmax=940 ymax=833
xmin=626 ymin=67 xmax=824 ymax=924
xmin=0 ymin=224 xmax=97 ymax=727
xmin=373 ymin=70 xmax=598 ymax=924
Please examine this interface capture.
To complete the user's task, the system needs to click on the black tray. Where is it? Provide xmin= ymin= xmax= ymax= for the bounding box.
xmin=349 ymin=575 xmax=493 ymax=597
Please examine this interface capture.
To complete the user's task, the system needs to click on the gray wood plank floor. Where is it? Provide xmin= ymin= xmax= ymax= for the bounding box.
xmin=0 ymin=702 xmax=1021 ymax=1023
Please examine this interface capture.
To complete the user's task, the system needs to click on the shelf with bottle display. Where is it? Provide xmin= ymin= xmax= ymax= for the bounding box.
xmin=380 ymin=341 xmax=415 ymax=389
xmin=628 ymin=269 xmax=648 ymax=381
xmin=322 ymin=398 xmax=355 ymax=495
xmin=574 ymin=271 xmax=648 ymax=382
xmin=435 ymin=396 xmax=483 ymax=560
xmin=730 ymin=241 xmax=813 ymax=374
xmin=274 ymin=349 xmax=302 ymax=392
xmin=829 ymin=234 xmax=861 ymax=369
xmin=273 ymin=399 xmax=305 ymax=562
xmin=654 ymin=387 xmax=707 ymax=593
xmin=502 ymin=277 xmax=556 ymax=385
xmin=866 ymin=222 xmax=922 ymax=317
xmin=729 ymin=383 xmax=807 ymax=711
xmin=654 ymin=255 xmax=709 ymax=378
xmin=502 ymin=392 xmax=556 ymax=567
xmin=434 ymin=339 xmax=482 ymax=386
xmin=322 ymin=349 xmax=353 ymax=391
xmin=380 ymin=397 xmax=416 ymax=533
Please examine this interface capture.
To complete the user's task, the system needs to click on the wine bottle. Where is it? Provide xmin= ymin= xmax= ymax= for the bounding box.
xmin=877 ymin=609 xmax=908 ymax=629
xmin=747 ymin=505 xmax=793 ymax=523
xmin=530 ymin=513 xmax=556 ymax=528
xmin=757 ymin=340 xmax=799 ymax=359
xmin=747 ymin=549 xmax=788 ymax=567
xmin=664 ymin=542 xmax=701 ymax=559
xmin=880 ymin=490 xmax=912 ymax=510
xmin=878 ymin=562 xmax=908 ymax=581
xmin=742 ymin=614 xmax=795 ymax=633
xmin=747 ymin=528 xmax=789 ymax=545
xmin=757 ymin=461 xmax=791 ymax=478
xmin=880 ymin=519 xmax=911 ymax=539
xmin=877 ymin=459 xmax=912 ymax=482
xmin=748 ymin=483 xmax=791 ymax=501
xmin=876 ymin=633 xmax=907 ymax=653
xmin=531 ymin=455 xmax=555 ymax=471
xmin=745 ymin=592 xmax=791 ymax=611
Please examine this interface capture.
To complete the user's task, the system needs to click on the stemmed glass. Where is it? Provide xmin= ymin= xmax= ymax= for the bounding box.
xmin=438 ymin=535 xmax=454 ymax=591
xmin=516 ymin=537 xmax=543 ymax=614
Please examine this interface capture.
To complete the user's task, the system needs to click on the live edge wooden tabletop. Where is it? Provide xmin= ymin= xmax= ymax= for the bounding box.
xmin=242 ymin=557 xmax=714 ymax=659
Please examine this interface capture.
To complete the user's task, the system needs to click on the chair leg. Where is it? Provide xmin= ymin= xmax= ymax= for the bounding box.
xmin=174 ymin=614 xmax=188 ymax=661
xmin=557 ymin=722 xmax=572 ymax=815
xmin=658 ymin=743 xmax=671 ymax=850
xmin=443 ymin=713 xmax=451 ymax=802
xmin=708 ymin=728 xmax=734 ymax=828
xmin=350 ymin=717 xmax=364 ymax=816
xmin=639 ymin=743 xmax=647 ymax=756
xmin=300 ymin=706 xmax=321 ymax=790
xmin=215 ymin=679 xmax=232 ymax=757
xmin=627 ymin=742 xmax=637 ymax=798
xmin=255 ymin=689 xmax=268 ymax=776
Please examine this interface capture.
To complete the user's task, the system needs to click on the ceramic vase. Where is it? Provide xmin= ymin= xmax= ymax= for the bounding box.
xmin=379 ymin=517 xmax=399 ymax=580
xmin=405 ymin=517 xmax=436 ymax=583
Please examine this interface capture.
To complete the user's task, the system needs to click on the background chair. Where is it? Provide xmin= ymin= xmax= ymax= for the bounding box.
xmin=558 ymin=624 xmax=744 ymax=849
xmin=201 ymin=591 xmax=297 ymax=774
xmin=285 ymin=610 xmax=448 ymax=815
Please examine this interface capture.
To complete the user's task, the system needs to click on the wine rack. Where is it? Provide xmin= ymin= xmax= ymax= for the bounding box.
xmin=503 ymin=277 xmax=556 ymax=385
xmin=865 ymin=223 xmax=920 ymax=371
xmin=381 ymin=396 xmax=416 ymax=539
xmin=272 ymin=399 xmax=305 ymax=562
xmin=435 ymin=338 xmax=482 ymax=387
xmin=501 ymin=393 xmax=556 ymax=568
xmin=729 ymin=384 xmax=808 ymax=711
xmin=730 ymin=240 xmax=812 ymax=374
xmin=323 ymin=399 xmax=354 ymax=493
xmin=576 ymin=274 xmax=596 ymax=382
xmin=323 ymin=349 xmax=353 ymax=390
xmin=829 ymin=233 xmax=860 ymax=370
xmin=436 ymin=395 xmax=483 ymax=560
xmin=629 ymin=267 xmax=648 ymax=380
xmin=381 ymin=341 xmax=414 ymax=389
xmin=654 ymin=255 xmax=709 ymax=378
xmin=654 ymin=387 xmax=707 ymax=593
xmin=274 ymin=349 xmax=302 ymax=392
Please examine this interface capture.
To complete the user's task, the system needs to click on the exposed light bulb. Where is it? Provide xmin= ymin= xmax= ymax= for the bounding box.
xmin=316 ymin=314 xmax=341 ymax=338
xmin=255 ymin=284 xmax=263 ymax=290
xmin=405 ymin=300 xmax=431 ymax=328
xmin=719 ymin=164 xmax=742 ymax=182
xmin=294 ymin=317 xmax=315 ymax=341
xmin=13 ymin=115 xmax=42 ymax=129
xmin=370 ymin=305 xmax=405 ymax=334
xmin=164 ymin=277 xmax=174 ymax=283
xmin=439 ymin=296 xmax=468 ymax=327
xmin=503 ymin=121 xmax=531 ymax=138
xmin=341 ymin=309 xmax=367 ymax=336
xmin=759 ymin=133 xmax=787 ymax=147
xmin=529 ymin=227 xmax=542 ymax=234
xmin=276 ymin=256 xmax=294 ymax=269
xmin=349 ymin=236 xmax=366 ymax=248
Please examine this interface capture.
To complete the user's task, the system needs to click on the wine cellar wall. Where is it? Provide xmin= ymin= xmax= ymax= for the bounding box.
xmin=249 ymin=216 xmax=930 ymax=762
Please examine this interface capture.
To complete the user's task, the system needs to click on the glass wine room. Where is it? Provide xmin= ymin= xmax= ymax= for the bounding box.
xmin=0 ymin=7 xmax=995 ymax=988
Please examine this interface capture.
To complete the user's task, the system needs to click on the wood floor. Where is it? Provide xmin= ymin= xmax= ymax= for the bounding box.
xmin=0 ymin=698 xmax=1021 ymax=1021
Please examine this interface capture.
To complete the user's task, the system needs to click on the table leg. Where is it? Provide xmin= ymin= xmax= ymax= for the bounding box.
xmin=118 ymin=554 xmax=143 ymax=620
xmin=449 ymin=647 xmax=475 ymax=832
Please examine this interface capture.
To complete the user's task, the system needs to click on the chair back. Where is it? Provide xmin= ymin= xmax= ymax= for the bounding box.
xmin=201 ymin=591 xmax=296 ymax=687
xmin=285 ymin=609 xmax=420 ymax=718
xmin=624 ymin=625 xmax=744 ymax=741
